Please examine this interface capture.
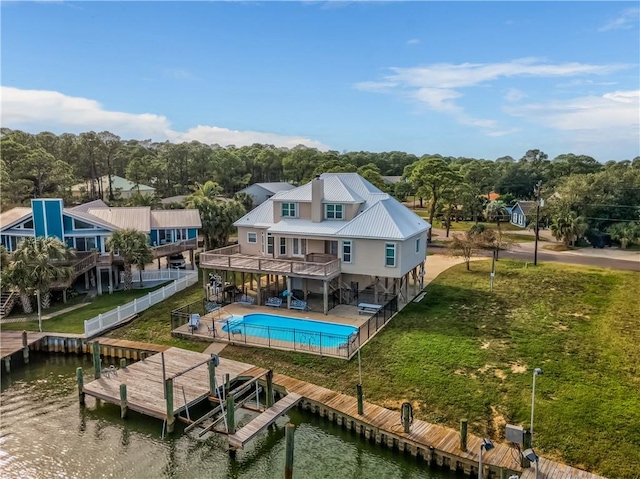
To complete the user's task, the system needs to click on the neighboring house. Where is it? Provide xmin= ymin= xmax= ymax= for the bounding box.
xmin=70 ymin=175 xmax=155 ymax=201
xmin=482 ymin=191 xmax=501 ymax=202
xmin=200 ymin=173 xmax=431 ymax=314
xmin=382 ymin=176 xmax=404 ymax=185
xmin=0 ymin=199 xmax=201 ymax=295
xmin=160 ymin=195 xmax=187 ymax=206
xmin=237 ymin=182 xmax=296 ymax=207
xmin=510 ymin=201 xmax=536 ymax=228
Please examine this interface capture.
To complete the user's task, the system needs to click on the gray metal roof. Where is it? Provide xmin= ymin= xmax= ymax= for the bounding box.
xmin=87 ymin=207 xmax=152 ymax=232
xmin=65 ymin=209 xmax=119 ymax=231
xmin=234 ymin=173 xmax=431 ymax=241
xmin=254 ymin=182 xmax=296 ymax=194
xmin=0 ymin=207 xmax=32 ymax=230
xmin=70 ymin=199 xmax=109 ymax=212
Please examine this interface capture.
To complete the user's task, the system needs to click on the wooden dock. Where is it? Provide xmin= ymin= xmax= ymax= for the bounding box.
xmin=228 ymin=392 xmax=302 ymax=449
xmin=0 ymin=331 xmax=46 ymax=360
xmin=82 ymin=347 xmax=255 ymax=420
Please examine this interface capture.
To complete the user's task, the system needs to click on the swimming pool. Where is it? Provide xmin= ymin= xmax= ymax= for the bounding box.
xmin=221 ymin=313 xmax=358 ymax=351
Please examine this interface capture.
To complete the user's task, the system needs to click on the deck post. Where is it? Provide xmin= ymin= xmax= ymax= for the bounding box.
xmin=521 ymin=430 xmax=532 ymax=467
xmin=226 ymin=393 xmax=235 ymax=435
xmin=76 ymin=367 xmax=85 ymax=404
xmin=3 ymin=356 xmax=9 ymax=373
xmin=402 ymin=403 xmax=411 ymax=433
xmin=225 ymin=373 xmax=230 ymax=394
xmin=459 ymin=419 xmax=468 ymax=451
xmin=284 ymin=423 xmax=295 ymax=479
xmin=22 ymin=330 xmax=29 ymax=364
xmin=256 ymin=273 xmax=261 ymax=305
xmin=357 ymin=384 xmax=364 ymax=415
xmin=92 ymin=341 xmax=101 ymax=379
xmin=165 ymin=378 xmax=175 ymax=433
xmin=286 ymin=277 xmax=292 ymax=309
xmin=120 ymin=383 xmax=128 ymax=419
xmin=120 ymin=358 xmax=127 ymax=369
xmin=208 ymin=356 xmax=216 ymax=394
xmin=323 ymin=280 xmax=328 ymax=315
xmin=266 ymin=370 xmax=274 ymax=407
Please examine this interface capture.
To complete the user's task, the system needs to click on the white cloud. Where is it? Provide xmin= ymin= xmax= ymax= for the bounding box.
xmin=356 ymin=58 xmax=633 ymax=137
xmin=406 ymin=38 xmax=420 ymax=45
xmin=598 ymin=8 xmax=640 ymax=32
xmin=505 ymin=91 xmax=640 ymax=134
xmin=0 ymin=86 xmax=329 ymax=149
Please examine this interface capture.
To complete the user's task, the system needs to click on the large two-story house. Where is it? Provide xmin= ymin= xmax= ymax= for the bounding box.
xmin=200 ymin=173 xmax=430 ymax=314
xmin=0 ymin=198 xmax=201 ymax=295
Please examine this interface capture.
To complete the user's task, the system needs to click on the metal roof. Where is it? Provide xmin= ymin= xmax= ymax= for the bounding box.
xmin=0 ymin=207 xmax=32 ymax=230
xmin=87 ymin=207 xmax=152 ymax=232
xmin=71 ymin=175 xmax=154 ymax=192
xmin=267 ymin=219 xmax=345 ymax=236
xmin=151 ymin=209 xmax=202 ymax=228
xmin=254 ymin=182 xmax=296 ymax=194
xmin=335 ymin=198 xmax=430 ymax=240
xmin=516 ymin=201 xmax=536 ymax=215
xmin=65 ymin=209 xmax=119 ymax=231
xmin=234 ymin=173 xmax=431 ymax=240
xmin=70 ymin=199 xmax=109 ymax=212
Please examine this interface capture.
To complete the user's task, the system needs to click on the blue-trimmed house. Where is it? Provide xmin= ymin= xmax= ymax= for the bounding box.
xmin=1 ymin=199 xmax=201 ymax=295
xmin=510 ymin=201 xmax=536 ymax=228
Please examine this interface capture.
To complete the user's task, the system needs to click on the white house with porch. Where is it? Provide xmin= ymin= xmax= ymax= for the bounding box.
xmin=199 ymin=173 xmax=430 ymax=314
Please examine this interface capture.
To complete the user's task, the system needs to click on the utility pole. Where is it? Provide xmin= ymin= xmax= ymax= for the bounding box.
xmin=533 ymin=180 xmax=542 ymax=266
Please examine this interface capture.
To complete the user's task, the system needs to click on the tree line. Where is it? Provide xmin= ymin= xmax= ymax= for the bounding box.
xmin=1 ymin=128 xmax=639 ymax=247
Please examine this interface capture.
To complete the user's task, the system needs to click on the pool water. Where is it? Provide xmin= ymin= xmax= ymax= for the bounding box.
xmin=221 ymin=313 xmax=357 ymax=349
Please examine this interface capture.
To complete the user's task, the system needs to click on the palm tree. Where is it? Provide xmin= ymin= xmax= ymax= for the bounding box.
xmin=607 ymin=222 xmax=640 ymax=249
xmin=486 ymin=200 xmax=509 ymax=231
xmin=3 ymin=237 xmax=75 ymax=311
xmin=0 ymin=245 xmax=10 ymax=269
xmin=107 ymin=229 xmax=154 ymax=290
xmin=550 ymin=212 xmax=588 ymax=246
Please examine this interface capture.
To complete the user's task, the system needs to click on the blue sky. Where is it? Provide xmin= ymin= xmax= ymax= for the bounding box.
xmin=2 ymin=1 xmax=639 ymax=162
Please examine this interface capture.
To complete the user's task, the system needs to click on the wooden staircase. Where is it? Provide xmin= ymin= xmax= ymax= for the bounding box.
xmin=0 ymin=290 xmax=17 ymax=318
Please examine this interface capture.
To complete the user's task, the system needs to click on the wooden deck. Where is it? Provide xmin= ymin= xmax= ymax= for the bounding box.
xmin=228 ymin=392 xmax=302 ymax=449
xmin=271 ymin=373 xmax=606 ymax=479
xmin=82 ymin=347 xmax=255 ymax=419
xmin=0 ymin=331 xmax=46 ymax=360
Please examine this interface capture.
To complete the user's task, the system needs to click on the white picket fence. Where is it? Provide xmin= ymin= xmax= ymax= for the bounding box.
xmin=84 ymin=269 xmax=199 ymax=338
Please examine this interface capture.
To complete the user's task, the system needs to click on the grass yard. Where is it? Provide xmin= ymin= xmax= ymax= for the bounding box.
xmin=1 ymin=283 xmax=168 ymax=334
xmin=221 ymin=260 xmax=639 ymax=479
xmin=502 ymin=233 xmax=547 ymax=243
xmin=105 ymin=281 xmax=208 ymax=352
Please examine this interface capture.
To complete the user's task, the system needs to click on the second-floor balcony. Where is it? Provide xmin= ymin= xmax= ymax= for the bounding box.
xmin=199 ymin=245 xmax=341 ymax=280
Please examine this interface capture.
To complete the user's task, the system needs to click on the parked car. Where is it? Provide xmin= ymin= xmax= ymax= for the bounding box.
xmin=168 ymin=254 xmax=186 ymax=269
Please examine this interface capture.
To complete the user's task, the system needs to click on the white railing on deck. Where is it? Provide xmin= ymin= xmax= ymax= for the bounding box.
xmin=119 ymin=269 xmax=196 ymax=284
xmin=84 ymin=269 xmax=198 ymax=338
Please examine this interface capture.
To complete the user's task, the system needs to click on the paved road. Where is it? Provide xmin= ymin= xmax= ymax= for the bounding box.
xmin=429 ymin=244 xmax=640 ymax=272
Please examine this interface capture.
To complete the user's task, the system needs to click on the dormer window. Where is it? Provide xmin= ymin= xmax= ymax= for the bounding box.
xmin=281 ymin=203 xmax=297 ymax=218
xmin=325 ymin=204 xmax=343 ymax=220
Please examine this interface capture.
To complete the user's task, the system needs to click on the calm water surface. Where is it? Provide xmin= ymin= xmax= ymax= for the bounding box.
xmin=1 ymin=353 xmax=454 ymax=479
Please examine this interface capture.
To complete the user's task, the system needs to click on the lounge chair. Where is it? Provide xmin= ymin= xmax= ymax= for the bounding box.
xmin=188 ymin=313 xmax=200 ymax=333
xmin=237 ymin=295 xmax=255 ymax=306
xmin=357 ymin=302 xmax=382 ymax=315
xmin=265 ymin=297 xmax=282 ymax=308
xmin=290 ymin=299 xmax=309 ymax=311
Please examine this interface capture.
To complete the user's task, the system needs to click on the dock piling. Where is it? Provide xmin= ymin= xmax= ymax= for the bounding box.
xmin=165 ymin=378 xmax=175 ymax=433
xmin=266 ymin=370 xmax=274 ymax=407
xmin=402 ymin=402 xmax=411 ymax=433
xmin=76 ymin=367 xmax=85 ymax=404
xmin=92 ymin=342 xmax=101 ymax=379
xmin=284 ymin=423 xmax=295 ymax=479
xmin=357 ymin=384 xmax=364 ymax=415
xmin=208 ymin=354 xmax=217 ymax=394
xmin=4 ymin=356 xmax=10 ymax=373
xmin=521 ymin=430 xmax=532 ymax=468
xmin=226 ymin=393 xmax=236 ymax=435
xmin=120 ymin=384 xmax=128 ymax=418
xmin=460 ymin=418 xmax=468 ymax=451
xmin=120 ymin=358 xmax=127 ymax=369
xmin=22 ymin=331 xmax=29 ymax=364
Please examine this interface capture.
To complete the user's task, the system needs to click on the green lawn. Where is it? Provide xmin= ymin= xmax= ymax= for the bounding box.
xmin=1 ymin=283 xmax=169 ymax=334
xmin=502 ymin=233 xmax=548 ymax=243
xmin=220 ymin=261 xmax=639 ymax=479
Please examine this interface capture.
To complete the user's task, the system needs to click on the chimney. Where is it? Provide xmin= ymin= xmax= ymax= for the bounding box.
xmin=311 ymin=175 xmax=324 ymax=223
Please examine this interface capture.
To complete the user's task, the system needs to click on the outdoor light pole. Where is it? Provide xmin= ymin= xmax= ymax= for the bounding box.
xmin=531 ymin=368 xmax=543 ymax=446
xmin=35 ymin=290 xmax=42 ymax=333
xmin=478 ymin=438 xmax=494 ymax=479
xmin=533 ymin=180 xmax=542 ymax=266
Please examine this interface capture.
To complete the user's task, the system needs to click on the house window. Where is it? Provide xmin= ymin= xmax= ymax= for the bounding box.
xmin=416 ymin=238 xmax=420 ymax=253
xmin=76 ymin=237 xmax=97 ymax=252
xmin=175 ymin=229 xmax=187 ymax=241
xmin=292 ymin=238 xmax=306 ymax=256
xmin=325 ymin=204 xmax=343 ymax=220
xmin=342 ymin=240 xmax=352 ymax=263
xmin=247 ymin=232 xmax=257 ymax=244
xmin=73 ymin=219 xmax=95 ymax=229
xmin=279 ymin=237 xmax=287 ymax=255
xmin=267 ymin=235 xmax=274 ymax=255
xmin=281 ymin=203 xmax=297 ymax=218
xmin=385 ymin=243 xmax=396 ymax=267
xmin=325 ymin=240 xmax=338 ymax=256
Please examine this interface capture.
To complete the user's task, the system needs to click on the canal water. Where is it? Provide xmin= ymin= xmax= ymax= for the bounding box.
xmin=1 ymin=353 xmax=454 ymax=479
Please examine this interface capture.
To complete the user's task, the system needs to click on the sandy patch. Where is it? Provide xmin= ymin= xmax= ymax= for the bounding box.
xmin=494 ymin=369 xmax=506 ymax=380
xmin=510 ymin=363 xmax=527 ymax=374
xmin=481 ymin=341 xmax=491 ymax=350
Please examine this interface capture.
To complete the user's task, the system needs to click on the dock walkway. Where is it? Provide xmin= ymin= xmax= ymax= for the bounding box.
xmin=228 ymin=392 xmax=302 ymax=449
xmin=0 ymin=331 xmax=46 ymax=360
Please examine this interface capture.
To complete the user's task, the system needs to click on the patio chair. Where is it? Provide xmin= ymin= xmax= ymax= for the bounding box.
xmin=188 ymin=313 xmax=200 ymax=333
xmin=265 ymin=297 xmax=282 ymax=308
xmin=205 ymin=301 xmax=220 ymax=313
xmin=290 ymin=299 xmax=309 ymax=311
xmin=237 ymin=295 xmax=255 ymax=306
xmin=207 ymin=322 xmax=217 ymax=337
